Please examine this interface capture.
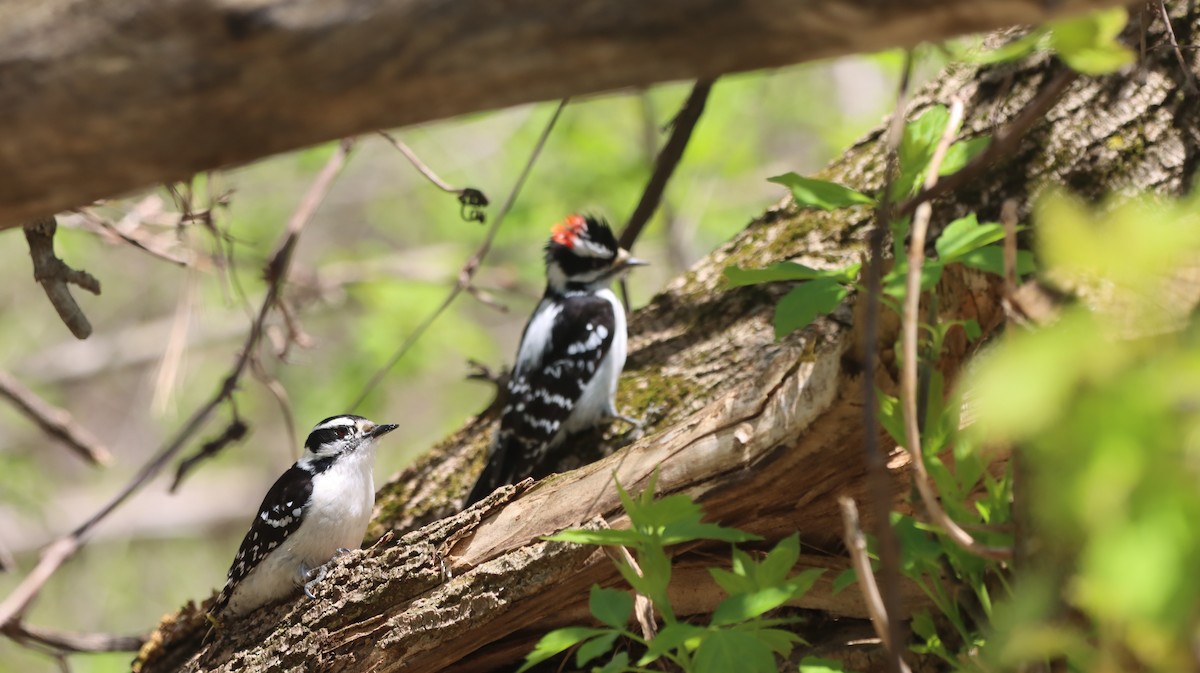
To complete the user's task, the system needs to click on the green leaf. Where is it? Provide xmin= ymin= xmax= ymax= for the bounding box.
xmin=957 ymin=246 xmax=1036 ymax=278
xmin=935 ymin=213 xmax=1006 ymax=262
xmin=911 ymin=610 xmax=939 ymax=640
xmin=882 ymin=262 xmax=944 ymax=302
xmin=595 ymin=651 xmax=629 ymax=673
xmin=545 ymin=528 xmax=644 ymax=547
xmin=734 ymin=625 xmax=802 ymax=656
xmin=518 ymin=626 xmax=608 ymax=673
xmin=711 ymin=570 xmax=824 ymax=625
xmin=712 ymin=586 xmax=795 ymax=626
xmin=939 ymin=137 xmax=990 ymax=176
xmin=661 ymin=521 xmax=760 ymax=546
xmin=800 ymin=655 xmax=854 ymax=673
xmin=970 ymin=30 xmax=1047 ymax=65
xmin=758 ymin=534 xmax=801 ymax=587
xmin=774 ymin=278 xmax=849 ymax=337
xmin=876 ymin=391 xmax=907 ymax=447
xmin=768 ymin=173 xmax=875 ymax=211
xmin=831 ymin=568 xmax=858 ymax=595
xmin=637 ymin=623 xmax=708 ymax=666
xmin=575 ymin=631 xmax=619 ymax=668
xmin=1048 ymin=7 xmax=1134 ymax=75
xmin=895 ymin=106 xmax=951 ymax=198
xmin=710 ymin=567 xmax=753 ymax=595
xmin=694 ymin=629 xmax=777 ymax=673
xmin=636 ymin=493 xmax=703 ymax=530
xmin=589 ymin=586 xmax=633 ymax=630
xmin=725 ymin=261 xmax=856 ymax=287
xmin=893 ymin=514 xmax=944 ymax=576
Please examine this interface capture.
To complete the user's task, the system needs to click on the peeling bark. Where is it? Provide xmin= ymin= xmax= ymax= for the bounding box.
xmin=0 ymin=0 xmax=1138 ymax=230
xmin=135 ymin=6 xmax=1200 ymax=673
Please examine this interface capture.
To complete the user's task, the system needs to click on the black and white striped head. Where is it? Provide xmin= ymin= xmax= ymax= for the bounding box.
xmin=301 ymin=415 xmax=398 ymax=461
xmin=544 ymin=214 xmax=647 ymax=292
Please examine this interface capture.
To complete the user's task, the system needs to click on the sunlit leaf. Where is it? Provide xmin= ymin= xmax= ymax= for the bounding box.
xmin=518 ymin=627 xmax=608 ymax=673
xmin=935 ymin=213 xmax=1006 ymax=261
xmin=637 ymin=623 xmax=708 ymax=666
xmin=768 ymin=173 xmax=876 ymax=211
xmin=1048 ymin=7 xmax=1134 ymax=75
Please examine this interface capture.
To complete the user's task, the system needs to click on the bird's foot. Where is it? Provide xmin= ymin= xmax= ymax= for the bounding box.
xmin=301 ymin=561 xmax=329 ymax=599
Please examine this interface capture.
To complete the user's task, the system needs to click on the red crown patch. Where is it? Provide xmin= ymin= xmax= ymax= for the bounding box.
xmin=550 ymin=214 xmax=587 ymax=247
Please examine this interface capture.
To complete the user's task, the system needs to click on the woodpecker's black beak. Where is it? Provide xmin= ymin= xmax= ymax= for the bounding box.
xmin=369 ymin=424 xmax=399 ymax=438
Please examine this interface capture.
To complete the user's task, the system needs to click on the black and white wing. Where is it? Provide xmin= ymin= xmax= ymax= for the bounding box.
xmin=465 ymin=295 xmax=615 ymax=505
xmin=209 ymin=462 xmax=315 ymax=618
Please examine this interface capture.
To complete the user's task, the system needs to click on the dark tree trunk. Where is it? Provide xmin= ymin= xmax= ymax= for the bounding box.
xmin=0 ymin=0 xmax=1135 ymax=230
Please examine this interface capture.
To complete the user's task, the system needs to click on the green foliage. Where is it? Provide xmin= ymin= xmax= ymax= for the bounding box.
xmin=526 ymin=477 xmax=822 ymax=673
xmin=966 ymin=7 xmax=1134 ymax=74
xmin=963 ymin=192 xmax=1200 ymax=672
xmin=767 ymin=173 xmax=875 ymax=211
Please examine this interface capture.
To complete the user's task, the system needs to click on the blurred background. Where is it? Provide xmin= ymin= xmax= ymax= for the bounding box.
xmin=0 ymin=53 xmax=913 ymax=672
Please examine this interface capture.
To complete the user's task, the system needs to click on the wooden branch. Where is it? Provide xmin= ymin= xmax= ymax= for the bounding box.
xmin=22 ymin=217 xmax=101 ymax=339
xmin=0 ymin=0 xmax=1136 ymax=229
xmin=0 ymin=370 xmax=112 ymax=467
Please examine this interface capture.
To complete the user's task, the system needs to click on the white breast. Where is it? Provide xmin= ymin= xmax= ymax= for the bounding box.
xmin=560 ymin=288 xmax=626 ymax=436
xmin=224 ymin=447 xmax=376 ymax=616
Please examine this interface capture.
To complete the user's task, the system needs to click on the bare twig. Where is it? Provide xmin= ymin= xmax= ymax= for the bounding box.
xmin=170 ymin=418 xmax=250 ymax=493
xmin=23 ymin=216 xmax=101 ymax=340
xmin=862 ymin=52 xmax=914 ymax=673
xmin=1158 ymin=0 xmax=1199 ymax=93
xmin=1001 ymin=198 xmax=1020 ymax=298
xmin=617 ymin=79 xmax=715 ymax=251
xmin=902 ymin=99 xmax=1014 ymax=562
xmin=350 ymin=100 xmax=569 ymax=410
xmin=1 ymin=622 xmax=145 ymax=654
xmin=898 ymin=68 xmax=1077 ymax=218
xmin=838 ymin=497 xmax=913 ymax=673
xmin=378 ymin=131 xmax=489 ymax=223
xmin=73 ymin=207 xmax=193 ymax=267
xmin=0 ymin=370 xmax=111 ymax=466
xmin=0 ymin=140 xmax=353 ymax=635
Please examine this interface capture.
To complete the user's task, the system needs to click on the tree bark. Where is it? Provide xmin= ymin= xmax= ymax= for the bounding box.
xmin=133 ymin=7 xmax=1200 ymax=673
xmin=0 ymin=0 xmax=1136 ymax=231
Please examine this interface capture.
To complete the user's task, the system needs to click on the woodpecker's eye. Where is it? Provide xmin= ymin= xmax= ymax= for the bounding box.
xmin=334 ymin=426 xmax=351 ymax=439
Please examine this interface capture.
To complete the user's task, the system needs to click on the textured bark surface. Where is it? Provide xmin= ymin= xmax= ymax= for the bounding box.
xmin=133 ymin=7 xmax=1200 ymax=673
xmin=0 ymin=0 xmax=1138 ymax=230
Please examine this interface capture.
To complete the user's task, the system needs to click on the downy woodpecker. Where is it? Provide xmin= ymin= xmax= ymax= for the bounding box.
xmin=207 ymin=415 xmax=398 ymax=623
xmin=464 ymin=214 xmax=646 ymax=506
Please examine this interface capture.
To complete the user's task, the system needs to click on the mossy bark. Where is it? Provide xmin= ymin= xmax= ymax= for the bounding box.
xmin=135 ymin=6 xmax=1200 ymax=673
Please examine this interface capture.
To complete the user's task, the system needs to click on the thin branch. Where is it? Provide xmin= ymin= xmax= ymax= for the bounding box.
xmin=838 ymin=497 xmax=913 ymax=673
xmin=1 ymin=622 xmax=145 ymax=654
xmin=378 ymin=131 xmax=489 ymax=224
xmin=1158 ymin=0 xmax=1199 ymax=93
xmin=901 ymin=98 xmax=1013 ymax=562
xmin=0 ymin=140 xmax=353 ymax=633
xmin=898 ymin=68 xmax=1077 ymax=219
xmin=617 ymin=79 xmax=715 ymax=251
xmin=350 ymin=100 xmax=569 ymax=410
xmin=0 ymin=371 xmax=112 ymax=467
xmin=862 ymin=51 xmax=914 ymax=673
xmin=73 ymin=207 xmax=193 ymax=267
xmin=23 ymin=216 xmax=101 ymax=340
